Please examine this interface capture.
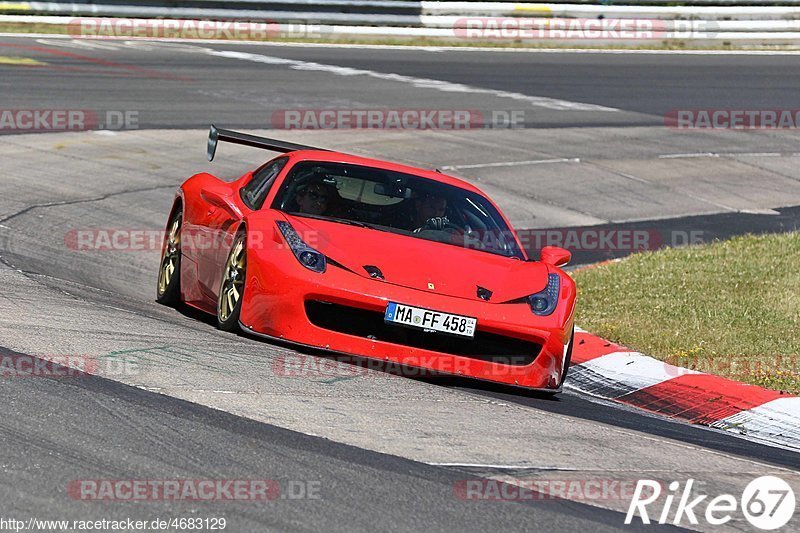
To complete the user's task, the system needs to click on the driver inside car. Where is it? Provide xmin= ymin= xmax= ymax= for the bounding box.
xmin=411 ymin=192 xmax=449 ymax=233
xmin=294 ymin=179 xmax=341 ymax=216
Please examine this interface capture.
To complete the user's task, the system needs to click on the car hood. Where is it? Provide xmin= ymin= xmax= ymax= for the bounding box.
xmin=284 ymin=214 xmax=549 ymax=302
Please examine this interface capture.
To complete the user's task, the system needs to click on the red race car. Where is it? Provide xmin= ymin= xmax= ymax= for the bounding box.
xmin=157 ymin=126 xmax=576 ymax=393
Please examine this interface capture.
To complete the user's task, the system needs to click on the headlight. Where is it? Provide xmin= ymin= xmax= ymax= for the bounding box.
xmin=276 ymin=221 xmax=326 ymax=273
xmin=526 ymin=274 xmax=559 ymax=316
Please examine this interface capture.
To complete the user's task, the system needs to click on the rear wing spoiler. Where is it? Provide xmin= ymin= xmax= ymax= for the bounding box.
xmin=207 ymin=125 xmax=329 ymax=161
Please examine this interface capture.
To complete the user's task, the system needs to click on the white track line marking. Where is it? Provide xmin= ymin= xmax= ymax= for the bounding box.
xmin=190 ymin=389 xmax=257 ymax=394
xmin=426 ymin=463 xmax=562 ymax=469
xmin=658 ymin=152 xmax=794 ymax=159
xmin=658 ymin=152 xmax=719 ymax=159
xmin=739 ymin=208 xmax=781 ymax=215
xmin=722 ymin=152 xmax=783 ymax=157
xmin=442 ymin=157 xmax=580 ymax=170
xmin=206 ymin=49 xmax=620 ymax=112
xmin=449 ymin=151 xmax=795 ymax=171
xmin=33 ymin=38 xmax=124 ymax=50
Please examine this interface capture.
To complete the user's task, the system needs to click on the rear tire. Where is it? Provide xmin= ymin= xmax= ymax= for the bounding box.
xmin=217 ymin=232 xmax=247 ymax=332
xmin=156 ymin=209 xmax=182 ymax=306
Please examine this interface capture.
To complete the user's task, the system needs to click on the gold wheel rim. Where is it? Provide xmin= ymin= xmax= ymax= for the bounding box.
xmin=218 ymin=236 xmax=246 ymax=322
xmin=157 ymin=215 xmax=181 ymax=295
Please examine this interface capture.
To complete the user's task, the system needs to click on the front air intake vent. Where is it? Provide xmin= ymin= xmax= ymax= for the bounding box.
xmin=305 ymin=300 xmax=540 ymax=366
xmin=363 ymin=265 xmax=384 ymax=279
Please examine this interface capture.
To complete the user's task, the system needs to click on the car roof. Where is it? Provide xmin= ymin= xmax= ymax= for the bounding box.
xmin=284 ymin=149 xmax=485 ymax=196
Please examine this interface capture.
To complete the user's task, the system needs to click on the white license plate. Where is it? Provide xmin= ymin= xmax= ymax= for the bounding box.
xmin=384 ymin=302 xmax=477 ymax=338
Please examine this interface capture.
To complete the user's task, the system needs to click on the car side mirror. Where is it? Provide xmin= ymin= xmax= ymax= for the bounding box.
xmin=540 ymin=246 xmax=571 ymax=267
xmin=201 ymin=185 xmax=242 ymax=219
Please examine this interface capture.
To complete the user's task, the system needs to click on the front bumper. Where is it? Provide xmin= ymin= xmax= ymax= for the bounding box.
xmin=239 ymin=250 xmax=574 ymax=389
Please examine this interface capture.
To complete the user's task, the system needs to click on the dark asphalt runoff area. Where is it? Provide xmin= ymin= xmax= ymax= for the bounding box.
xmin=2 ymin=347 xmax=668 ymax=532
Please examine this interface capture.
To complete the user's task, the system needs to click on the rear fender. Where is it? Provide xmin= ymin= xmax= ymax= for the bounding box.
xmin=178 ymin=172 xmax=237 ymax=310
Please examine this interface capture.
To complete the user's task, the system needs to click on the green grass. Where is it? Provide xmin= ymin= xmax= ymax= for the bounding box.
xmin=1 ymin=22 xmax=799 ymax=51
xmin=574 ymin=233 xmax=800 ymax=393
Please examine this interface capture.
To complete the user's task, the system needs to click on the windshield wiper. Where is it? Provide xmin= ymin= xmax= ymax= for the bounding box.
xmin=288 ymin=213 xmax=387 ymax=232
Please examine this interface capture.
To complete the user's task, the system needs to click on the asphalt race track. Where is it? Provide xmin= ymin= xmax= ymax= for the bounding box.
xmin=4 ymin=38 xmax=800 ymax=129
xmin=1 ymin=36 xmax=800 ymax=532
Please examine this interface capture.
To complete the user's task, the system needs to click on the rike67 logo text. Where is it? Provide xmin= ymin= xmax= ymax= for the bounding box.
xmin=626 ymin=476 xmax=795 ymax=530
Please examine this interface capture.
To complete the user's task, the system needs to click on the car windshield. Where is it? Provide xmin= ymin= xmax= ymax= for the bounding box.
xmin=271 ymin=161 xmax=524 ymax=259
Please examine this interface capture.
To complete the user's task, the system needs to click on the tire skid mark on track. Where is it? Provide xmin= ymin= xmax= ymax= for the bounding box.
xmin=0 ymin=42 xmax=192 ymax=80
xmin=0 ymin=346 xmax=653 ymax=532
xmin=0 ymin=183 xmax=177 ymax=225
xmin=1 ymin=245 xmax=794 ymax=529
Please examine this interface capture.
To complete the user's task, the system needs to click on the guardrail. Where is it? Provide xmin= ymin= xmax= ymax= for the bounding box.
xmin=3 ymin=0 xmax=800 ymax=43
xmin=6 ymin=1 xmax=800 ymax=22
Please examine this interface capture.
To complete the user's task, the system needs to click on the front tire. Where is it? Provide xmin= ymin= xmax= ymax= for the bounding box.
xmin=217 ymin=232 xmax=247 ymax=332
xmin=156 ymin=209 xmax=182 ymax=306
xmin=558 ymin=327 xmax=575 ymax=389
